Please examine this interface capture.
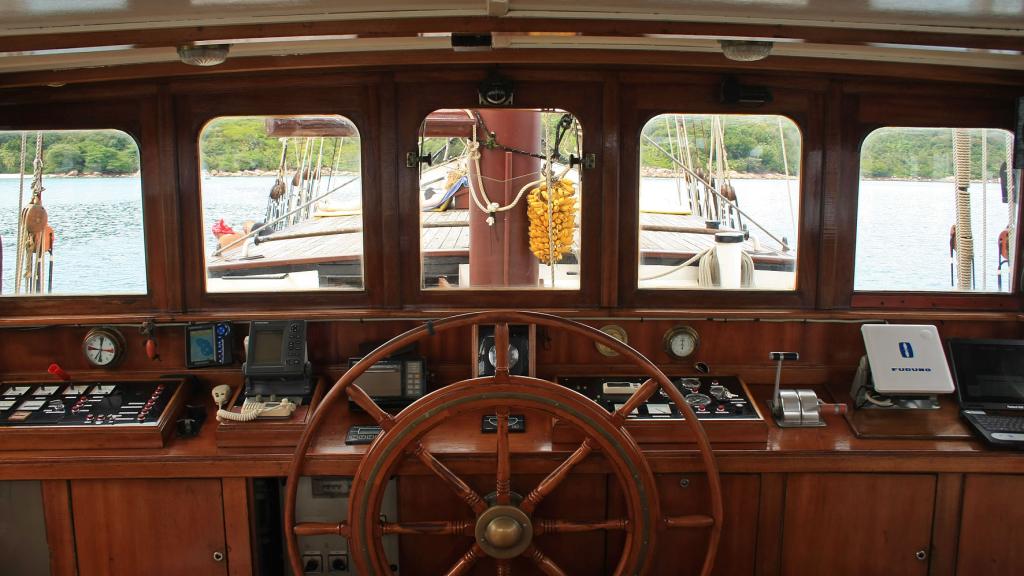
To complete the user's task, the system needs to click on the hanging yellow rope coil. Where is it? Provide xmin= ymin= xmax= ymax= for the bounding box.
xmin=527 ymin=178 xmax=576 ymax=263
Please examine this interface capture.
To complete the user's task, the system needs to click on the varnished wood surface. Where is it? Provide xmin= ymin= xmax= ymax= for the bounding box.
xmin=781 ymin=474 xmax=935 ymax=576
xmin=956 ymin=474 xmax=1024 ymax=574
xmin=1 ymin=382 xmax=1023 ymax=481
xmin=71 ymin=478 xmax=228 ymax=576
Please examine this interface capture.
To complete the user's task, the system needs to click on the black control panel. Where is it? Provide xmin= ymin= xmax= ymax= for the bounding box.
xmin=243 ymin=320 xmax=312 ymax=397
xmin=0 ymin=380 xmax=180 ymax=426
xmin=557 ymin=375 xmax=758 ymax=420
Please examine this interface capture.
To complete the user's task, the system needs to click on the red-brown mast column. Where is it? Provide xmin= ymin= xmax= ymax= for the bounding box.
xmin=469 ymin=109 xmax=541 ymax=287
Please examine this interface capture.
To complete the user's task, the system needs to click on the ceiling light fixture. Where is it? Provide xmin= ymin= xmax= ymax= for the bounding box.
xmin=719 ymin=40 xmax=774 ymax=62
xmin=177 ymin=44 xmax=230 ymax=66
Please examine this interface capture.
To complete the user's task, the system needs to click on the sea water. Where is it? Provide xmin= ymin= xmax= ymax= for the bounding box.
xmin=0 ymin=175 xmax=1014 ymax=295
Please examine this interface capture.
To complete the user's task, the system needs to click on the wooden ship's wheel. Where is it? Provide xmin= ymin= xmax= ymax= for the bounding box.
xmin=285 ymin=311 xmax=723 ymax=575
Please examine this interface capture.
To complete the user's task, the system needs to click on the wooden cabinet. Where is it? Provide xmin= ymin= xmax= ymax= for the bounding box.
xmin=957 ymin=474 xmax=1024 ymax=575
xmin=70 ymin=478 xmax=230 ymax=576
xmin=607 ymin=473 xmax=760 ymax=576
xmin=781 ymin=474 xmax=935 ymax=576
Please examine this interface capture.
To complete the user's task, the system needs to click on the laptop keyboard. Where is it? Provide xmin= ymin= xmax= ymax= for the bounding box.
xmin=973 ymin=414 xmax=1024 ymax=433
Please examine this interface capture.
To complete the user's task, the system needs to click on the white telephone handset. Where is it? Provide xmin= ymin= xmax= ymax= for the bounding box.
xmin=212 ymin=384 xmax=298 ymax=422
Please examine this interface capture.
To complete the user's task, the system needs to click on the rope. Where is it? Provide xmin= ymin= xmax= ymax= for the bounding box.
xmin=982 ymin=129 xmax=988 ymax=291
xmin=953 ymin=128 xmax=974 ymax=290
xmin=1006 ymin=132 xmax=1017 ymax=275
xmin=779 ymin=117 xmax=797 ymax=235
xmin=697 ymin=247 xmax=755 ymax=287
xmin=13 ymin=132 xmax=27 ymax=294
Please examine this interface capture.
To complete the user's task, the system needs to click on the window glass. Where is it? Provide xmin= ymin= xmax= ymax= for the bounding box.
xmin=199 ymin=116 xmax=363 ymax=292
xmin=0 ymin=130 xmax=145 ymax=296
xmin=855 ymin=127 xmax=1016 ymax=292
xmin=637 ymin=114 xmax=800 ymax=290
xmin=418 ymin=109 xmax=582 ymax=289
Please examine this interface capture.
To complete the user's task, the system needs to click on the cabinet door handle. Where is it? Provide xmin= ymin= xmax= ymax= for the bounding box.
xmin=915 ymin=550 xmax=927 ymax=561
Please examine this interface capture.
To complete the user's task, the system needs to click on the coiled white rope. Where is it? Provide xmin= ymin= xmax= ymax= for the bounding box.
xmin=1006 ymin=132 xmax=1017 ymax=271
xmin=697 ymin=247 xmax=755 ymax=288
xmin=953 ymin=128 xmax=974 ymax=290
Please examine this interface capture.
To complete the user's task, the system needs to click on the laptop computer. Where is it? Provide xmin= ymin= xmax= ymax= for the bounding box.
xmin=949 ymin=339 xmax=1024 ymax=447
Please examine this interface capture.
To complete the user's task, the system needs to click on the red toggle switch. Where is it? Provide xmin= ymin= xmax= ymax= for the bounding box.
xmin=48 ymin=363 xmax=71 ymax=381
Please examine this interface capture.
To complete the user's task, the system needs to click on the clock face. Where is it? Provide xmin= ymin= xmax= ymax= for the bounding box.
xmin=664 ymin=326 xmax=700 ymax=360
xmin=82 ymin=328 xmax=125 ymax=367
xmin=595 ymin=325 xmax=629 ymax=357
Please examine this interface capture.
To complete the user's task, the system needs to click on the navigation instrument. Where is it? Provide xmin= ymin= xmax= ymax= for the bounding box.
xmin=82 ymin=327 xmax=126 ymax=368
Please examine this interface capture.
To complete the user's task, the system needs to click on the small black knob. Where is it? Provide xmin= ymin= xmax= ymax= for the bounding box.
xmin=304 ymin=558 xmax=320 ymax=572
xmin=332 ymin=557 xmax=348 ymax=571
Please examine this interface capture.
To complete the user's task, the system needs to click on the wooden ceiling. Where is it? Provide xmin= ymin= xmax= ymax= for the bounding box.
xmin=0 ymin=1 xmax=1020 ymax=75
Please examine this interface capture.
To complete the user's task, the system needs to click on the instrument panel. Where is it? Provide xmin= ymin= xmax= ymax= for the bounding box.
xmin=557 ymin=375 xmax=760 ymax=420
xmin=0 ymin=380 xmax=181 ymax=427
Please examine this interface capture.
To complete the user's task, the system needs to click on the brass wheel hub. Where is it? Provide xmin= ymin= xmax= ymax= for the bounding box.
xmin=475 ymin=505 xmax=533 ymax=559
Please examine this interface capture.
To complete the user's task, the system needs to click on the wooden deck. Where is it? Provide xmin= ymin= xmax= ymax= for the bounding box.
xmin=208 ymin=210 xmax=794 ymax=273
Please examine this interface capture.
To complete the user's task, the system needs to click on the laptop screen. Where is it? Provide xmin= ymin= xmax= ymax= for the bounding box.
xmin=949 ymin=339 xmax=1024 ymax=409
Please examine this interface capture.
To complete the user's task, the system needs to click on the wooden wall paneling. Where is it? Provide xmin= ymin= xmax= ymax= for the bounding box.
xmin=754 ymin=473 xmax=785 ymax=576
xmin=222 ymin=477 xmax=254 ymax=576
xmin=41 ymin=479 xmax=78 ymax=576
xmin=956 ymin=474 xmax=1024 ymax=574
xmin=376 ymin=74 xmax=402 ymax=308
xmin=781 ymin=473 xmax=936 ymax=576
xmin=397 ymin=473 xmax=607 ymax=575
xmin=606 ymin=473 xmax=759 ymax=575
xmin=601 ymin=72 xmax=621 ymax=308
xmin=928 ymin=473 xmax=963 ymax=576
xmin=70 ymin=478 xmax=229 ymax=576
xmin=393 ymin=71 xmax=605 ymax=309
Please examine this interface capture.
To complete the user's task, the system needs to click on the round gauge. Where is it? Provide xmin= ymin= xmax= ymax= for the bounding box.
xmin=664 ymin=326 xmax=700 ymax=360
xmin=685 ymin=393 xmax=712 ymax=407
xmin=595 ymin=325 xmax=629 ymax=357
xmin=82 ymin=327 xmax=126 ymax=368
xmin=487 ymin=344 xmax=521 ymax=370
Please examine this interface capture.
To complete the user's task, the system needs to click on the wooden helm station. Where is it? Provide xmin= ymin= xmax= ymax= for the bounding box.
xmin=0 ymin=4 xmax=1023 ymax=576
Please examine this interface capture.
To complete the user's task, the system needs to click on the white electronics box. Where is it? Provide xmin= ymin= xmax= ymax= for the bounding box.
xmin=861 ymin=324 xmax=955 ymax=395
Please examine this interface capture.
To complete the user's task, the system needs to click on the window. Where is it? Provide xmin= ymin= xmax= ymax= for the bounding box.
xmin=417 ymin=108 xmax=582 ymax=289
xmin=855 ymin=127 xmax=1016 ymax=292
xmin=199 ymin=115 xmax=363 ymax=292
xmin=0 ymin=130 xmax=145 ymax=296
xmin=637 ymin=114 xmax=801 ymax=290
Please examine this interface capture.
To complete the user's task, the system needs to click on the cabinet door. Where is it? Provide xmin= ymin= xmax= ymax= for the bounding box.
xmin=782 ymin=473 xmax=934 ymax=576
xmin=71 ymin=478 xmax=229 ymax=576
xmin=957 ymin=474 xmax=1024 ymax=574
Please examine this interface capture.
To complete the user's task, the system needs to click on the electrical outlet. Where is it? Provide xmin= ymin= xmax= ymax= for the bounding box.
xmin=327 ymin=552 xmax=348 ymax=574
xmin=302 ymin=553 xmax=323 ymax=574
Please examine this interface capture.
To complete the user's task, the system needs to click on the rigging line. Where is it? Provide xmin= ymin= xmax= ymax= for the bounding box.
xmin=641 ymin=133 xmax=789 ymax=251
xmin=665 ymin=115 xmax=683 ymax=207
xmin=982 ymin=129 xmax=988 ymax=291
xmin=639 ymin=248 xmax=711 ymax=282
xmin=953 ymin=128 xmax=974 ymax=291
xmin=13 ymin=132 xmax=27 ymax=294
xmin=778 ymin=117 xmax=797 ymax=237
xmin=212 ymin=175 xmax=360 ymax=257
xmin=1006 ymin=132 xmax=1016 ymax=274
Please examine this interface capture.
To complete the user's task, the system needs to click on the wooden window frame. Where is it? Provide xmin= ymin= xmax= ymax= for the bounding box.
xmin=618 ymin=73 xmax=824 ymax=310
xmin=394 ymin=70 xmax=605 ymax=309
xmin=175 ymin=75 xmax=392 ymax=313
xmin=0 ymin=95 xmax=175 ymax=318
xmin=830 ymin=86 xmax=1024 ymax=311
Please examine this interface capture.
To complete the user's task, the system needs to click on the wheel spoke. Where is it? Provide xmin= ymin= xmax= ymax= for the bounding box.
xmin=520 ymin=438 xmax=593 ymax=515
xmin=493 ymin=322 xmax=511 ymax=384
xmin=497 ymin=559 xmax=511 ymax=576
xmin=496 ymin=406 xmax=511 ymax=505
xmin=293 ymin=522 xmax=349 ymax=537
xmin=413 ymin=443 xmax=488 ymax=514
xmin=533 ymin=518 xmax=629 ymax=535
xmin=344 ymin=384 xmax=395 ymax=429
xmin=443 ymin=543 xmax=486 ymax=576
xmin=610 ymin=378 xmax=659 ymax=427
xmin=664 ymin=514 xmax=715 ymax=529
xmin=381 ymin=520 xmax=474 ymax=536
xmin=525 ymin=544 xmax=568 ymax=576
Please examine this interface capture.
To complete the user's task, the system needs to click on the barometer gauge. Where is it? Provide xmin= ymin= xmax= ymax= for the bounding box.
xmin=664 ymin=326 xmax=700 ymax=360
xmin=595 ymin=325 xmax=629 ymax=357
xmin=82 ymin=327 xmax=126 ymax=368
